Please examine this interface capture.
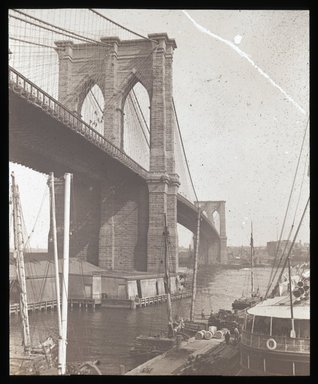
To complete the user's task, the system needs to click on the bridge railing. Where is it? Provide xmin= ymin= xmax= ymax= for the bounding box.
xmin=9 ymin=66 xmax=149 ymax=179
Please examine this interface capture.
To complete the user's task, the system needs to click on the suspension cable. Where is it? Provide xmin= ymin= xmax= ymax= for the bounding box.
xmin=172 ymin=98 xmax=199 ymax=202
xmin=9 ymin=36 xmax=55 ymax=49
xmin=10 ymin=10 xmax=111 ymax=48
xmin=127 ymin=94 xmax=150 ymax=147
xmin=89 ymin=9 xmax=158 ymax=43
xmin=132 ymin=89 xmax=150 ymax=133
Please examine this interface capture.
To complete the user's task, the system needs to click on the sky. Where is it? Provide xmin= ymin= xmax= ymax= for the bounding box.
xmin=9 ymin=9 xmax=309 ymax=248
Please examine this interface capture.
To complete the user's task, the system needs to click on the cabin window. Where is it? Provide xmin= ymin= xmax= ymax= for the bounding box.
xmin=245 ymin=314 xmax=254 ymax=332
xmin=272 ymin=318 xmax=291 ymax=337
xmin=253 ymin=316 xmax=270 ymax=335
xmin=294 ymin=319 xmax=310 ymax=339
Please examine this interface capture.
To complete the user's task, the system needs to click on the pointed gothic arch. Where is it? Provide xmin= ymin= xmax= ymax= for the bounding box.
xmin=122 ymin=81 xmax=150 ymax=170
xmin=81 ymin=83 xmax=105 ymax=135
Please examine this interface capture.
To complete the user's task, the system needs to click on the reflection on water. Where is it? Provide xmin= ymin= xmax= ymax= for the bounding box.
xmin=10 ymin=267 xmax=275 ymax=374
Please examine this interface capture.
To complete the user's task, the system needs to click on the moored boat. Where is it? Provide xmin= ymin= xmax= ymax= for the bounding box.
xmin=239 ymin=290 xmax=309 ymax=375
xmin=239 ymin=211 xmax=310 ymax=376
xmin=232 ymin=223 xmax=261 ymax=311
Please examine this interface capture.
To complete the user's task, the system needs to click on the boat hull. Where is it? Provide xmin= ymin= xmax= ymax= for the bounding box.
xmin=239 ymin=343 xmax=309 ymax=376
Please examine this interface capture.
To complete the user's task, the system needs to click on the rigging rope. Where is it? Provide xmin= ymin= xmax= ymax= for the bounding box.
xmin=265 ymin=116 xmax=309 ymax=299
xmin=24 ymin=185 xmax=48 ymax=250
xmin=267 ymin=153 xmax=310 ymax=296
xmin=269 ymin=196 xmax=310 ymax=297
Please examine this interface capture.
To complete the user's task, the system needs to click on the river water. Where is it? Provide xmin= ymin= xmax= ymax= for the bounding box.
xmin=10 ymin=266 xmax=276 ymax=375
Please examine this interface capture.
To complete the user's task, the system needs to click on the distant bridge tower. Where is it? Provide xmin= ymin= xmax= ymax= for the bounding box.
xmin=52 ymin=34 xmax=179 ymax=273
xmin=196 ymin=201 xmax=227 ymax=264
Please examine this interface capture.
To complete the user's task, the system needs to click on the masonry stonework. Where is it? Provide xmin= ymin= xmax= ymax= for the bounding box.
xmin=196 ymin=201 xmax=228 ymax=264
xmin=54 ymin=33 xmax=180 ymax=272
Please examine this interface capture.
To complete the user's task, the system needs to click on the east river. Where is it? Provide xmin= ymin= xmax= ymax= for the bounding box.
xmin=10 ymin=266 xmax=277 ymax=374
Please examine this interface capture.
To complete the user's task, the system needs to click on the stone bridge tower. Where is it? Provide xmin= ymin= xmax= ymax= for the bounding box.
xmin=196 ymin=201 xmax=227 ymax=264
xmin=51 ymin=34 xmax=179 ymax=273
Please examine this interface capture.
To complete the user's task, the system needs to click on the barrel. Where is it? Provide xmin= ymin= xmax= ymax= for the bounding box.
xmin=209 ymin=326 xmax=217 ymax=335
xmin=195 ymin=331 xmax=205 ymax=340
xmin=213 ymin=330 xmax=224 ymax=339
xmin=204 ymin=331 xmax=213 ymax=340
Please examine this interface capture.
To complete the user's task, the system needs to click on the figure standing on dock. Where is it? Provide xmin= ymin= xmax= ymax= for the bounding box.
xmin=201 ymin=309 xmax=205 ymax=319
xmin=225 ymin=330 xmax=230 ymax=345
xmin=234 ymin=327 xmax=240 ymax=344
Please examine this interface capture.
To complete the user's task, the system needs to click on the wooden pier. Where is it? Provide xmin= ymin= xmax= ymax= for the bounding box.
xmin=126 ymin=337 xmax=240 ymax=376
xmin=136 ymin=291 xmax=192 ymax=308
xmin=126 ymin=337 xmax=225 ymax=375
xmin=10 ymin=291 xmax=192 ymax=314
xmin=10 ymin=298 xmax=97 ymax=315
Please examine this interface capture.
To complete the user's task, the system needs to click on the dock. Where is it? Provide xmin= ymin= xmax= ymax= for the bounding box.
xmin=102 ymin=291 xmax=192 ymax=309
xmin=126 ymin=337 xmax=228 ymax=375
xmin=10 ymin=298 xmax=97 ymax=315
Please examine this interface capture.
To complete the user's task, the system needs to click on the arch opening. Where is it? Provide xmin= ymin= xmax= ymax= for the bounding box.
xmin=177 ymin=223 xmax=194 ymax=270
xmin=81 ymin=84 xmax=105 ymax=135
xmin=212 ymin=210 xmax=221 ymax=234
xmin=123 ymin=82 xmax=150 ymax=170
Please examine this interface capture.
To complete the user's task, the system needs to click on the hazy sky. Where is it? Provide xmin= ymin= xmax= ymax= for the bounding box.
xmin=9 ymin=9 xmax=309 ymax=248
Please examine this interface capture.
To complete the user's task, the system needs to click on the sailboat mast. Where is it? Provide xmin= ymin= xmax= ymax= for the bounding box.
xmin=58 ymin=173 xmax=72 ymax=375
xmin=49 ymin=173 xmax=62 ymax=336
xmin=250 ymin=222 xmax=254 ymax=295
xmin=11 ymin=172 xmax=31 ymax=354
xmin=163 ymin=214 xmax=173 ymax=335
xmin=190 ymin=208 xmax=201 ymax=322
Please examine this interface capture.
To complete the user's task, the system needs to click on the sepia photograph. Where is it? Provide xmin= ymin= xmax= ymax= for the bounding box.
xmin=9 ymin=8 xmax=309 ymax=376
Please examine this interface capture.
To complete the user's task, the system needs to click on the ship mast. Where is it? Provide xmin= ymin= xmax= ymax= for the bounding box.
xmin=11 ymin=172 xmax=31 ymax=354
xmin=250 ymin=222 xmax=254 ymax=296
xmin=190 ymin=208 xmax=201 ymax=322
xmin=163 ymin=213 xmax=174 ymax=338
xmin=48 ymin=173 xmax=62 ymax=339
xmin=58 ymin=173 xmax=72 ymax=375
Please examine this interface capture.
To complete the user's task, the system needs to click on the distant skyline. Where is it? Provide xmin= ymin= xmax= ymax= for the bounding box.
xmin=9 ymin=9 xmax=309 ymax=248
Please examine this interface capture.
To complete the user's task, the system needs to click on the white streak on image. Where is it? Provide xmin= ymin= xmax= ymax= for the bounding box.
xmin=183 ymin=10 xmax=306 ymax=115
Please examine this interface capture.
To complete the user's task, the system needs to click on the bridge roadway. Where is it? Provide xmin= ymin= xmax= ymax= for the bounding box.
xmin=9 ymin=67 xmax=219 ymax=263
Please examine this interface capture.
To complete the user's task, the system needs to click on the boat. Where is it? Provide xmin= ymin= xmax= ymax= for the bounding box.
xmin=239 ymin=263 xmax=310 ymax=375
xmin=10 ymin=172 xmax=102 ymax=375
xmin=239 ymin=196 xmax=310 ymax=376
xmin=130 ymin=213 xmax=190 ymax=358
xmin=130 ymin=208 xmax=205 ymax=358
xmin=232 ymin=223 xmax=261 ymax=311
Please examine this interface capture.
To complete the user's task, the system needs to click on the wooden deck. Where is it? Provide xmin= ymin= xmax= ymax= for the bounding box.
xmin=126 ymin=337 xmax=225 ymax=375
